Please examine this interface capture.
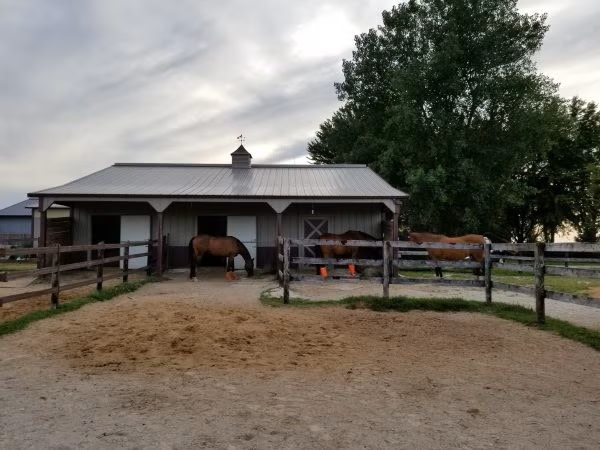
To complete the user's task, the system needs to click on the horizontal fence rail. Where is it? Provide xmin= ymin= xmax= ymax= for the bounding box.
xmin=0 ymin=240 xmax=157 ymax=308
xmin=276 ymin=237 xmax=600 ymax=322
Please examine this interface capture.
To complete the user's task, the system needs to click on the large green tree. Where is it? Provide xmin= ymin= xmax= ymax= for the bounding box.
xmin=500 ymin=97 xmax=600 ymax=242
xmin=567 ymin=99 xmax=600 ymax=241
xmin=309 ymin=0 xmax=556 ymax=237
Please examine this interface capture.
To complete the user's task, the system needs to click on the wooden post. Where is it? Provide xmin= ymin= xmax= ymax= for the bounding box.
xmin=484 ymin=241 xmax=492 ymax=304
xmin=382 ymin=241 xmax=390 ymax=299
xmin=50 ymin=245 xmax=60 ymax=309
xmin=534 ymin=242 xmax=546 ymax=324
xmin=283 ymin=238 xmax=290 ymax=304
xmin=275 ymin=213 xmax=282 ymax=280
xmin=156 ymin=212 xmax=164 ymax=276
xmin=38 ymin=209 xmax=47 ymax=269
xmin=123 ymin=242 xmax=129 ymax=283
xmin=97 ymin=242 xmax=105 ymax=291
xmin=392 ymin=200 xmax=400 ymax=241
xmin=393 ymin=200 xmax=402 ymax=262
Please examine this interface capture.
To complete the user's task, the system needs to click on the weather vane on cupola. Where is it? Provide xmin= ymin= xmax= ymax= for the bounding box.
xmin=236 ymin=134 xmax=246 ymax=145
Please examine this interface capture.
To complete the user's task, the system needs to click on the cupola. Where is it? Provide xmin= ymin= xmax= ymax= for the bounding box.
xmin=231 ymin=144 xmax=252 ymax=169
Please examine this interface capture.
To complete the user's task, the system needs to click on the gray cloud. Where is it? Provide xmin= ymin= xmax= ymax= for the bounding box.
xmin=0 ymin=0 xmax=598 ymax=207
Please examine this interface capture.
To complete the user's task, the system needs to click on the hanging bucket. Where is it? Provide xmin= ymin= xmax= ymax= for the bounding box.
xmin=319 ymin=266 xmax=328 ymax=277
xmin=348 ymin=263 xmax=356 ymax=277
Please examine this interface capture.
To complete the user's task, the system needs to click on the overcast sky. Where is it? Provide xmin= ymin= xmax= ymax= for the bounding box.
xmin=1 ymin=0 xmax=599 ymax=207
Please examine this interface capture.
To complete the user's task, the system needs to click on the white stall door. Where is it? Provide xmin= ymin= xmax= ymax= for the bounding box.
xmin=227 ymin=216 xmax=256 ymax=269
xmin=120 ymin=215 xmax=151 ymax=269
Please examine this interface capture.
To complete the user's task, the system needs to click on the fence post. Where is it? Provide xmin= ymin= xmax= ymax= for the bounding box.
xmin=97 ymin=241 xmax=105 ymax=291
xmin=382 ymin=241 xmax=390 ymax=299
xmin=50 ymin=244 xmax=60 ymax=309
xmin=283 ymin=238 xmax=290 ymax=304
xmin=484 ymin=241 xmax=492 ymax=304
xmin=146 ymin=240 xmax=153 ymax=277
xmin=123 ymin=242 xmax=129 ymax=283
xmin=534 ymin=242 xmax=546 ymax=324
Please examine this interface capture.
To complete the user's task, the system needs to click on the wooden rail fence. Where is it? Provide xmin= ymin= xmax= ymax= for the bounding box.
xmin=0 ymin=240 xmax=156 ymax=308
xmin=276 ymin=237 xmax=600 ymax=323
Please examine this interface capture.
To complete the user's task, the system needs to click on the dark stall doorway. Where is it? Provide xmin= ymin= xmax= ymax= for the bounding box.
xmin=91 ymin=215 xmax=120 ymax=266
xmin=197 ymin=216 xmax=227 ymax=266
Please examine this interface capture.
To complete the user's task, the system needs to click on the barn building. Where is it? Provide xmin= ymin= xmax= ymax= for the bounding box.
xmin=0 ymin=199 xmax=32 ymax=244
xmin=28 ymin=145 xmax=407 ymax=272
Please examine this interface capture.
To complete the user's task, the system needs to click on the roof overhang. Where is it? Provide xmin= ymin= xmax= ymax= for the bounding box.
xmin=32 ymin=195 xmax=403 ymax=214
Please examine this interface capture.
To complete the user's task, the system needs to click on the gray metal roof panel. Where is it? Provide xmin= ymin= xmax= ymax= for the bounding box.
xmin=0 ymin=199 xmax=31 ymax=216
xmin=30 ymin=164 xmax=408 ymax=198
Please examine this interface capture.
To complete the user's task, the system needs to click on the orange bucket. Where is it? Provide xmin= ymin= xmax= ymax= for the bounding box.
xmin=319 ymin=266 xmax=328 ymax=277
xmin=348 ymin=263 xmax=356 ymax=276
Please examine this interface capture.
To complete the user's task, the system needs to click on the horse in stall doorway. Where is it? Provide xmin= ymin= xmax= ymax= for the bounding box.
xmin=408 ymin=232 xmax=489 ymax=278
xmin=188 ymin=234 xmax=254 ymax=281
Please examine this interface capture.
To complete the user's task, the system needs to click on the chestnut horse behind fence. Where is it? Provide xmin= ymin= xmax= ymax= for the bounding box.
xmin=315 ymin=230 xmax=381 ymax=276
xmin=408 ymin=232 xmax=488 ymax=278
xmin=188 ymin=234 xmax=254 ymax=281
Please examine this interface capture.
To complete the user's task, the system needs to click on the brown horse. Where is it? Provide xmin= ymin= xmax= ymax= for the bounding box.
xmin=189 ymin=234 xmax=254 ymax=281
xmin=315 ymin=230 xmax=381 ymax=275
xmin=408 ymin=232 xmax=488 ymax=278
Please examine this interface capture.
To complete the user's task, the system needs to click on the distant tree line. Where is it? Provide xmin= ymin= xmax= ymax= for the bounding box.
xmin=308 ymin=0 xmax=600 ymax=242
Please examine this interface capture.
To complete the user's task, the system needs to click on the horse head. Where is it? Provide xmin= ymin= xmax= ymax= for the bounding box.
xmin=244 ymin=258 xmax=254 ymax=277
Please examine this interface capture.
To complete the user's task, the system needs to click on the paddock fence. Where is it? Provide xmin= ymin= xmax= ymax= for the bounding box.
xmin=0 ymin=240 xmax=157 ymax=308
xmin=276 ymin=237 xmax=600 ymax=323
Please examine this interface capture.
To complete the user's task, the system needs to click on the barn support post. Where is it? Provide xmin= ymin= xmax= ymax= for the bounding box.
xmin=156 ymin=212 xmax=164 ymax=275
xmin=382 ymin=240 xmax=390 ymax=298
xmin=392 ymin=200 xmax=400 ymax=241
xmin=484 ymin=242 xmax=492 ymax=304
xmin=38 ymin=208 xmax=47 ymax=269
xmin=534 ymin=242 xmax=546 ymax=324
xmin=275 ymin=213 xmax=282 ymax=280
xmin=283 ymin=238 xmax=290 ymax=304
xmin=391 ymin=199 xmax=401 ymax=268
xmin=50 ymin=244 xmax=60 ymax=309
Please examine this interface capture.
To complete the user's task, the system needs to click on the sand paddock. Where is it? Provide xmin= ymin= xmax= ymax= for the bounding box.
xmin=1 ymin=272 xmax=599 ymax=448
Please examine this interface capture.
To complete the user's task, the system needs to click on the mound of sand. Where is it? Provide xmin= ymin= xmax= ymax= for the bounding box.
xmin=43 ymin=298 xmax=538 ymax=377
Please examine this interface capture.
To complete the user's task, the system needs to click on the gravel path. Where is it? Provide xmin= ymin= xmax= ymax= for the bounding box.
xmin=272 ymin=275 xmax=600 ymax=330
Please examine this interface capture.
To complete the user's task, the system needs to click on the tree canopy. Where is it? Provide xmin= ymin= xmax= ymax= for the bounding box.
xmin=308 ymin=0 xmax=600 ymax=242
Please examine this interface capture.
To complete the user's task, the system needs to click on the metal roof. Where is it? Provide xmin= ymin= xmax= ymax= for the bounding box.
xmin=0 ymin=199 xmax=32 ymax=216
xmin=29 ymin=163 xmax=407 ymax=199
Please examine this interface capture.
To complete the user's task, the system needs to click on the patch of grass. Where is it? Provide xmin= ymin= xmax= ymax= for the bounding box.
xmin=397 ymin=268 xmax=600 ymax=297
xmin=263 ymin=293 xmax=600 ymax=351
xmin=0 ymin=278 xmax=156 ymax=338
xmin=494 ymin=272 xmax=600 ymax=297
xmin=259 ymin=291 xmax=341 ymax=308
xmin=0 ymin=261 xmax=37 ymax=272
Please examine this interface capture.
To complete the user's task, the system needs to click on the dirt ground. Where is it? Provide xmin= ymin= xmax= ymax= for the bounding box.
xmin=0 ymin=269 xmax=147 ymax=322
xmin=1 ymin=270 xmax=600 ymax=449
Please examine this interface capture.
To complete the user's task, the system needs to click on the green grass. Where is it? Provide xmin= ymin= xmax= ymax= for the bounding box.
xmin=0 ymin=261 xmax=37 ymax=272
xmin=261 ymin=293 xmax=600 ymax=351
xmin=398 ymin=268 xmax=600 ymax=297
xmin=260 ymin=291 xmax=342 ymax=308
xmin=0 ymin=278 xmax=155 ymax=338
